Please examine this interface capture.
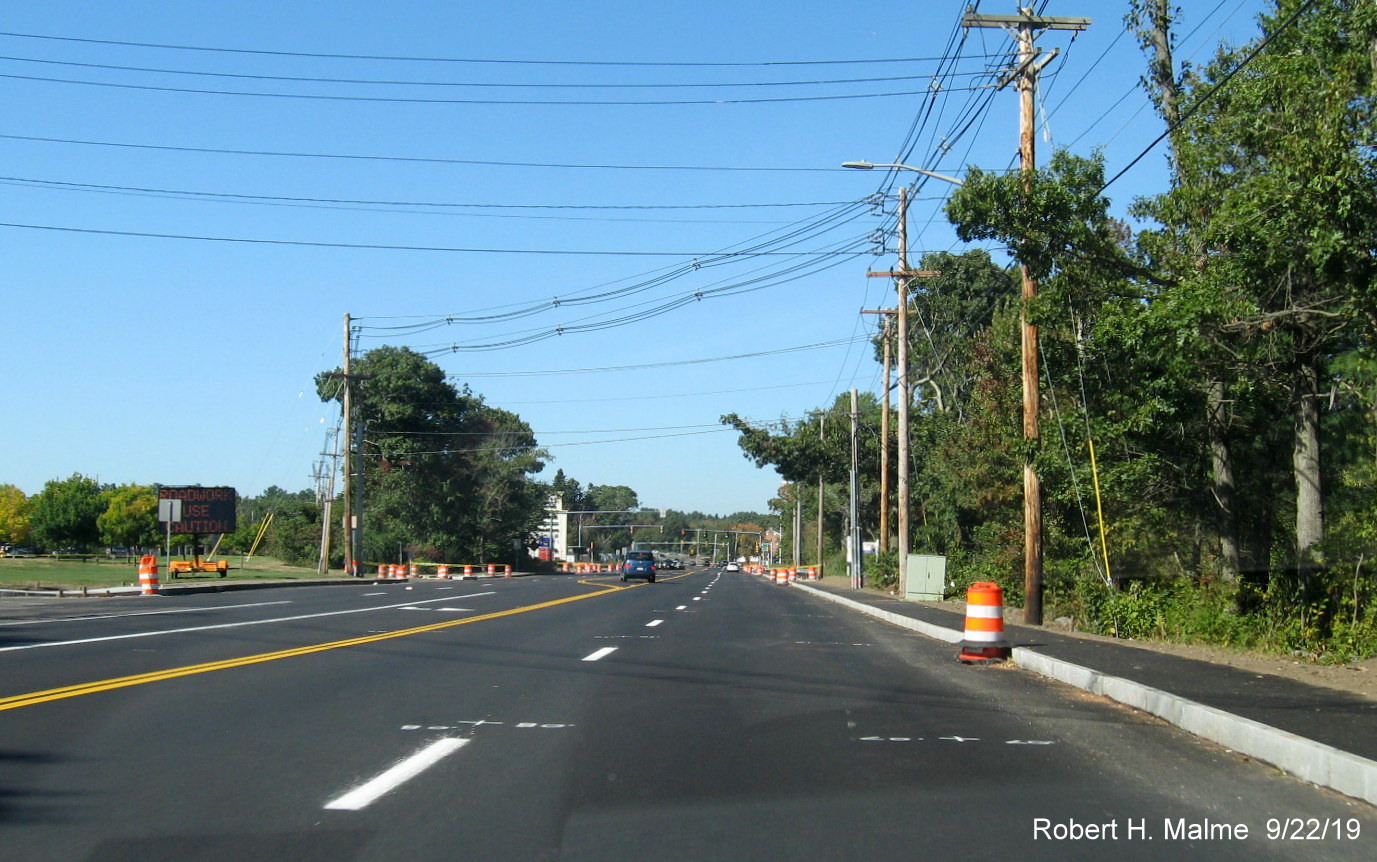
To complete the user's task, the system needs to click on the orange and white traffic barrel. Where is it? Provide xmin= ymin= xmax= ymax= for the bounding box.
xmin=504 ymin=564 xmax=513 ymax=577
xmin=462 ymin=564 xmax=473 ymax=579
xmin=486 ymin=563 xmax=497 ymax=577
xmin=437 ymin=565 xmax=450 ymax=579
xmin=138 ymin=555 xmax=160 ymax=596
xmin=408 ymin=563 xmax=418 ymax=579
xmin=774 ymin=568 xmax=788 ymax=585
xmin=958 ymin=582 xmax=1011 ymax=663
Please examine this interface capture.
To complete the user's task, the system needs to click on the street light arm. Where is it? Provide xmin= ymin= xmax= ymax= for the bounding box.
xmin=842 ymin=161 xmax=965 ymax=187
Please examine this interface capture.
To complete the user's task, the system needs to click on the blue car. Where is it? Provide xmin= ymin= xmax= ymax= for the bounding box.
xmin=622 ymin=551 xmax=657 ymax=583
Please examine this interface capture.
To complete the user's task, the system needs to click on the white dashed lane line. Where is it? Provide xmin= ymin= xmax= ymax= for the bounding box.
xmin=324 ymin=737 xmax=470 ymax=811
xmin=0 ymin=593 xmax=496 ymax=653
xmin=582 ymin=647 xmax=618 ymax=662
xmin=645 ymin=619 xmax=664 ymax=627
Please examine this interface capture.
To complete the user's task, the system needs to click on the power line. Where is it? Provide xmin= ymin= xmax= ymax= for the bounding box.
xmin=1 ymin=173 xmax=852 ymax=208
xmin=499 ymin=378 xmax=856 ymax=405
xmin=441 ymin=336 xmax=871 ymax=377
xmin=370 ymin=422 xmax=728 ymax=437
xmin=0 ymin=131 xmax=843 ymax=172
xmin=353 ymin=200 xmax=873 ymax=339
xmin=0 ymin=71 xmax=968 ymax=105
xmin=0 ymin=219 xmax=873 ymax=257
xmin=365 ymin=427 xmax=732 ymax=457
xmin=0 ymin=52 xmax=996 ymax=90
xmin=0 ymin=30 xmax=1001 ymax=68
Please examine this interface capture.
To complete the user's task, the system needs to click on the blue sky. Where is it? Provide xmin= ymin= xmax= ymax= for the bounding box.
xmin=1 ymin=1 xmax=1270 ymax=516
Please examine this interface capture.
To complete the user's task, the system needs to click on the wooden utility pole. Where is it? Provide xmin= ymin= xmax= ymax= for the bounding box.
xmin=817 ymin=412 xmax=826 ymax=577
xmin=849 ymin=388 xmax=863 ymax=589
xmin=341 ymin=313 xmax=354 ymax=576
xmin=963 ymin=6 xmax=1090 ymax=626
xmin=338 ymin=314 xmax=366 ymax=577
xmin=861 ymin=309 xmax=896 ymax=554
xmin=869 ymin=188 xmax=939 ymax=598
xmin=880 ymin=325 xmax=891 ymax=554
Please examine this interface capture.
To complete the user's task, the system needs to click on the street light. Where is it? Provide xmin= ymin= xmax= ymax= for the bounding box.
xmin=842 ymin=161 xmax=965 ymax=187
xmin=846 ymin=158 xmax=1044 ymax=624
xmin=845 ymin=160 xmax=962 ymax=599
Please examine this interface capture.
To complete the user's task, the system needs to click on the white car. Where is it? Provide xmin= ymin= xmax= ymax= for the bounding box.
xmin=725 ymin=562 xmax=741 ymax=572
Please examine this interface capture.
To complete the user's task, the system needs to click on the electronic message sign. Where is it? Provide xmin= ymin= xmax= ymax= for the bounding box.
xmin=157 ymin=486 xmax=237 ymax=534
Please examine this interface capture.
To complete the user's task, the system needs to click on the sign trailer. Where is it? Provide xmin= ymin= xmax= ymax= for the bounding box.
xmin=158 ymin=486 xmax=236 ymax=577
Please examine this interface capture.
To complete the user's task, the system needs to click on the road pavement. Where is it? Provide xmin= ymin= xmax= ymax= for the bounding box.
xmin=0 ymin=569 xmax=1372 ymax=861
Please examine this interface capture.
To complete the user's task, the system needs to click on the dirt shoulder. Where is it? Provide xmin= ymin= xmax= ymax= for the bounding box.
xmin=813 ymin=575 xmax=1377 ymax=703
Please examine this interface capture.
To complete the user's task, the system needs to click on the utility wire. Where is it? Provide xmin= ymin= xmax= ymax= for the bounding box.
xmin=0 ymin=30 xmax=1002 ymax=68
xmin=0 ymin=131 xmax=844 ymax=172
xmin=0 ymin=53 xmax=997 ymax=90
xmin=0 ymin=71 xmax=975 ymax=105
xmin=445 ymin=336 xmax=871 ymax=377
xmin=0 ymin=219 xmax=873 ymax=257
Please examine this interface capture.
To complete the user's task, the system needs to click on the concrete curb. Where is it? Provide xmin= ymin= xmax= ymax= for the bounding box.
xmin=791 ymin=581 xmax=963 ymax=644
xmin=792 ymin=581 xmax=1377 ymax=807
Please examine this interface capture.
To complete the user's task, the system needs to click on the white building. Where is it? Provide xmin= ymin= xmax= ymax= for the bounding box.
xmin=533 ymin=494 xmax=570 ymax=562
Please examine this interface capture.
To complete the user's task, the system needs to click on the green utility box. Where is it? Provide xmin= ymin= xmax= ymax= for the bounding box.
xmin=905 ymin=554 xmax=946 ymax=601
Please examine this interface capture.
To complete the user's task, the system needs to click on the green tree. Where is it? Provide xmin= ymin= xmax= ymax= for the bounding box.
xmin=459 ymin=403 xmax=547 ymax=562
xmin=1133 ymin=0 xmax=1377 ymax=583
xmin=259 ymin=496 xmax=324 ymax=567
xmin=723 ymin=392 xmax=884 ymax=561
xmin=903 ymin=250 xmax=1015 ymax=419
xmin=29 ymin=473 xmax=107 ymax=551
xmin=0 ymin=485 xmax=31 ymax=546
xmin=318 ymin=346 xmax=547 ymax=565
xmin=230 ymin=487 xmax=318 ymax=559
xmin=97 ymin=484 xmax=159 ymax=552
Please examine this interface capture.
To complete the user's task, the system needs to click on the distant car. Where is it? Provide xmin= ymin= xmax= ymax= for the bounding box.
xmin=6 ymin=547 xmax=35 ymax=557
xmin=725 ymin=562 xmax=741 ymax=572
xmin=622 ymin=550 xmax=657 ymax=583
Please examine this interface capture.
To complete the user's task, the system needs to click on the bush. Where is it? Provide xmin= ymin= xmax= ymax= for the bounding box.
xmin=868 ymin=550 xmax=898 ymax=592
xmin=1046 ymin=567 xmax=1377 ymax=662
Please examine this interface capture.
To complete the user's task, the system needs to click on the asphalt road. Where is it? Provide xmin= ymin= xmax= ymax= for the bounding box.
xmin=0 ymin=568 xmax=1372 ymax=861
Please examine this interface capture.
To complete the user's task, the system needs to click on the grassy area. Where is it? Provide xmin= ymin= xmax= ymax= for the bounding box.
xmin=0 ymin=555 xmax=342 ymax=590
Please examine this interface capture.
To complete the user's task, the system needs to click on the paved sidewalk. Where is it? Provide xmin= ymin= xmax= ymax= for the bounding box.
xmin=792 ymin=580 xmax=1377 ymax=807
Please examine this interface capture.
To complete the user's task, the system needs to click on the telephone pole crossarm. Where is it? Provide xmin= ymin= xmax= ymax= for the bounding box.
xmin=867 ymin=270 xmax=940 ymax=279
xmin=961 ymin=12 xmax=1090 ymax=31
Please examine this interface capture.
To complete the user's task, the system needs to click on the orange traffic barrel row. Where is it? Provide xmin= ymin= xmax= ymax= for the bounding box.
xmin=958 ymin=581 xmax=1010 ymax=663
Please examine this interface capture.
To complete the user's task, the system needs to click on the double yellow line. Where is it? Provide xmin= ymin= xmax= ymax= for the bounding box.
xmin=0 ymin=582 xmax=627 ymax=713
